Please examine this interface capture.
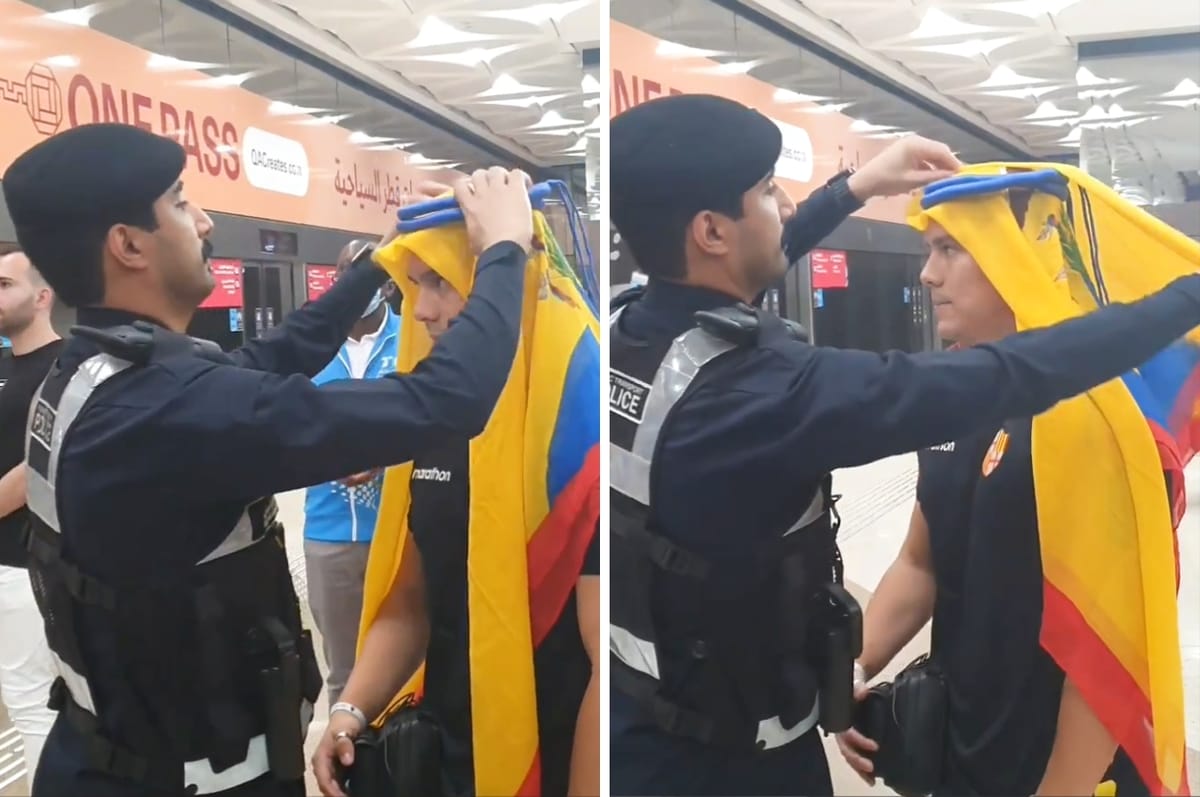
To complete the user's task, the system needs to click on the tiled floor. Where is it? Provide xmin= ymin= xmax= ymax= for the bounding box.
xmin=2 ymin=462 xmax=1197 ymax=796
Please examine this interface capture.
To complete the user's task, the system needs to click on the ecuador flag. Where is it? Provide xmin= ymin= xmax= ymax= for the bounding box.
xmin=910 ymin=163 xmax=1196 ymax=794
xmin=359 ymin=210 xmax=601 ymax=795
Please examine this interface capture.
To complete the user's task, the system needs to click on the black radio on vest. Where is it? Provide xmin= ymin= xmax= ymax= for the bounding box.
xmin=23 ymin=323 xmax=322 ymax=794
xmin=609 ymin=294 xmax=863 ymax=753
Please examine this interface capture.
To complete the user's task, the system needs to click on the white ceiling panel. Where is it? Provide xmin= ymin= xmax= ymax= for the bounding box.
xmin=255 ymin=0 xmax=601 ymax=166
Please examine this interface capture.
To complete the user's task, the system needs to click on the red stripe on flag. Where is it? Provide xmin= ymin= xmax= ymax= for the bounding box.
xmin=1041 ymin=580 xmax=1188 ymax=794
xmin=517 ymin=751 xmax=542 ymax=797
xmin=527 ymin=445 xmax=600 ymax=645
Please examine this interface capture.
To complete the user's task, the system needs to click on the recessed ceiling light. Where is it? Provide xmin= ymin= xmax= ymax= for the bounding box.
xmin=849 ymin=119 xmax=896 ymax=133
xmin=477 ymin=0 xmax=590 ymax=26
xmin=41 ymin=6 xmax=99 ymax=26
xmin=1155 ymin=98 xmax=1200 ymax=109
xmin=480 ymin=74 xmax=553 ymax=96
xmin=977 ymin=66 xmax=1050 ymax=89
xmin=482 ymin=93 xmax=568 ymax=108
xmin=42 ymin=55 xmax=80 ymax=68
xmin=1163 ymin=79 xmax=1200 ymax=98
xmin=694 ymin=59 xmax=763 ymax=76
xmin=147 ymin=53 xmax=218 ymax=71
xmin=406 ymin=16 xmax=497 ymax=48
xmin=989 ymin=0 xmax=1082 ymax=17
xmin=908 ymin=8 xmax=994 ymax=39
xmin=409 ymin=45 xmax=521 ymax=67
xmin=803 ymin=102 xmax=853 ymax=114
xmin=655 ymin=40 xmax=726 ymax=59
xmin=527 ymin=110 xmax=585 ymax=129
xmin=269 ymin=101 xmax=327 ymax=116
xmin=1076 ymin=67 xmax=1117 ymax=87
xmin=773 ymin=88 xmax=829 ymax=104
xmin=911 ymin=36 xmax=1021 ymax=58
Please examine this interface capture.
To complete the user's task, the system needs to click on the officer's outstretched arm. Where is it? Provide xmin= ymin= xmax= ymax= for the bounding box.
xmin=782 ymin=182 xmax=860 ymax=265
xmin=775 ymin=274 xmax=1200 ymax=479
xmin=147 ymin=242 xmax=526 ymax=499
xmin=227 ymin=259 xmax=388 ymax=377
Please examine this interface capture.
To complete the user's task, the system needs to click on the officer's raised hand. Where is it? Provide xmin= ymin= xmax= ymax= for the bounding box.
xmin=454 ymin=167 xmax=535 ymax=255
xmin=313 ymin=709 xmax=364 ymax=797
xmin=835 ymin=663 xmax=879 ymax=785
xmin=847 ymin=135 xmax=962 ymax=200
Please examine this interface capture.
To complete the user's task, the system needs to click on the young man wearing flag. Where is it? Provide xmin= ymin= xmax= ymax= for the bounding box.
xmin=311 ymin=184 xmax=601 ymax=797
xmin=835 ymin=206 xmax=1182 ymax=795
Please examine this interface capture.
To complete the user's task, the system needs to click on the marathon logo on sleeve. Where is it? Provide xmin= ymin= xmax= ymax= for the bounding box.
xmin=610 ymin=370 xmax=650 ymax=425
xmin=30 ymin=399 xmax=55 ymax=452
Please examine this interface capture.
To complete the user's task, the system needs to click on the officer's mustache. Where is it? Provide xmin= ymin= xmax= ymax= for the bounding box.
xmin=201 ymin=240 xmax=214 ymax=263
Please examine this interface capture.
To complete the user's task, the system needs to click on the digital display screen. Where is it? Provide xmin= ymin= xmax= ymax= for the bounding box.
xmin=259 ymin=229 xmax=298 ymax=256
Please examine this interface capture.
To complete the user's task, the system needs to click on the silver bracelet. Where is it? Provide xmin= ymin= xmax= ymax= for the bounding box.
xmin=330 ymin=702 xmax=368 ymax=731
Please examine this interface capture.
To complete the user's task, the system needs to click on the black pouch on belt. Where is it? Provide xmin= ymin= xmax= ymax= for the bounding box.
xmin=341 ymin=697 xmax=443 ymax=797
xmin=852 ymin=654 xmax=947 ymax=797
xmin=257 ymin=619 xmax=306 ymax=781
xmin=813 ymin=582 xmax=861 ymax=733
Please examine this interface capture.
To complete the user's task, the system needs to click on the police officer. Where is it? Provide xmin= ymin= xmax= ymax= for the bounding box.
xmin=1 ymin=123 xmax=534 ymax=797
xmin=607 ymin=93 xmax=1200 ymax=796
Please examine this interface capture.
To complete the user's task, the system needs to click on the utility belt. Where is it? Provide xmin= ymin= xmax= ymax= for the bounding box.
xmin=611 ymin=478 xmax=863 ymax=752
xmin=26 ymin=519 xmax=320 ymax=794
xmin=49 ymin=621 xmax=318 ymax=795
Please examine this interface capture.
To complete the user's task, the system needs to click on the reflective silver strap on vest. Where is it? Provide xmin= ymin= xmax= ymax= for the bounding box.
xmin=609 ymin=311 xmax=824 ymax=749
xmin=23 ymin=351 xmax=282 ymax=791
xmin=608 ymin=321 xmax=735 ymax=694
xmin=609 ymin=322 xmax=736 ymax=505
xmin=24 ymin=354 xmax=133 ymax=717
xmin=26 ymin=354 xmax=134 ymax=534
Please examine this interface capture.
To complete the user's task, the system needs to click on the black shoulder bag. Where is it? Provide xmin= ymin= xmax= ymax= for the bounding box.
xmin=340 ymin=695 xmax=444 ymax=797
xmin=852 ymin=654 xmax=947 ymax=797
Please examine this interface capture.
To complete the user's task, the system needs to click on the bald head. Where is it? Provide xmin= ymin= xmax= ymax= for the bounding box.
xmin=336 ymin=239 xmax=372 ymax=276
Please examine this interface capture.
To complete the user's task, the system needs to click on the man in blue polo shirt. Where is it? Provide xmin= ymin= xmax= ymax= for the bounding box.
xmin=303 ymin=239 xmax=399 ymax=706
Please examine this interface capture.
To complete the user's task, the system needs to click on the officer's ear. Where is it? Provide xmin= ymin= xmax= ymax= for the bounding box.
xmin=105 ymin=222 xmax=155 ymax=273
xmin=688 ymin=210 xmax=734 ymax=258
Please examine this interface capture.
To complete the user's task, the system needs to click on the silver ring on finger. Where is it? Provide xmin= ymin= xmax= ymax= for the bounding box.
xmin=334 ymin=730 xmax=353 ymax=743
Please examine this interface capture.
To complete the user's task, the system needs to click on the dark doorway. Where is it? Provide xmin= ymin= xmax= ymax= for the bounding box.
xmin=811 ymin=251 xmax=930 ymax=354
xmin=242 ymin=261 xmax=295 ymax=340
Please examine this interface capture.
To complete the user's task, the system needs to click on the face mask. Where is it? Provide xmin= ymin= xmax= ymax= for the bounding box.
xmin=361 ymin=289 xmax=385 ymax=319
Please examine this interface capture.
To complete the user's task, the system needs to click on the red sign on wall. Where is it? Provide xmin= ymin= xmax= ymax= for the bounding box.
xmin=198 ymin=258 xmax=244 ymax=309
xmin=810 ymin=249 xmax=848 ymax=289
xmin=305 ymin=264 xmax=338 ymax=302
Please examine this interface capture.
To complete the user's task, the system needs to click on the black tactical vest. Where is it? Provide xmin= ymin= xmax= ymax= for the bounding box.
xmin=609 ymin=293 xmax=859 ymax=751
xmin=23 ymin=323 xmax=322 ymax=794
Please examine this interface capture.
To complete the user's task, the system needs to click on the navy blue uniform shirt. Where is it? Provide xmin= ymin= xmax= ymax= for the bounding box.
xmin=39 ymin=241 xmax=526 ymax=755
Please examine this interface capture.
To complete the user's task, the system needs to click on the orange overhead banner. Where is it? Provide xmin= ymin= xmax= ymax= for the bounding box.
xmin=609 ymin=21 xmax=908 ymax=224
xmin=0 ymin=0 xmax=455 ymax=235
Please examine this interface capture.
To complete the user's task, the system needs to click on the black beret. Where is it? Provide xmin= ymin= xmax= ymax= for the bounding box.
xmin=610 ymin=94 xmax=781 ymax=234
xmin=2 ymin=123 xmax=185 ymax=232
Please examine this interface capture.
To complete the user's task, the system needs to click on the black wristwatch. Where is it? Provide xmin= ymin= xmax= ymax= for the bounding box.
xmin=826 ymin=168 xmax=864 ymax=213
